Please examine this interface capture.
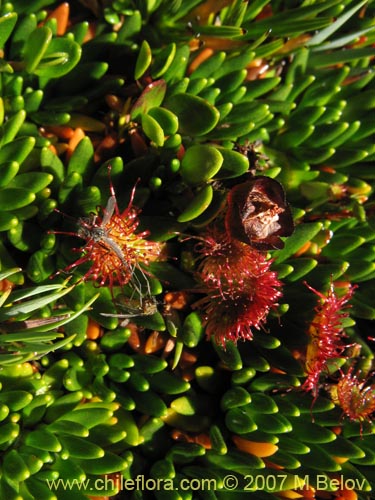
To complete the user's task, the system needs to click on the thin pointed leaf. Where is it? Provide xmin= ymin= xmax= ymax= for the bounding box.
xmin=7 ymin=283 xmax=69 ymax=303
xmin=306 ymin=0 xmax=368 ymax=46
xmin=0 ymin=268 xmax=22 ymax=281
xmin=0 ymin=353 xmax=26 ymax=365
xmin=311 ymin=27 xmax=375 ymax=52
xmin=10 ymin=335 xmax=76 ymax=355
xmin=0 ymin=285 xmax=75 ymax=321
xmin=0 ymin=314 xmax=70 ymax=333
xmin=0 ymin=332 xmax=64 ymax=343
xmin=13 ymin=293 xmax=100 ymax=334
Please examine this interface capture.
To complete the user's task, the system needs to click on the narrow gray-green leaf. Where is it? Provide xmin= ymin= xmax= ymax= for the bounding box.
xmin=306 ymin=0 xmax=368 ymax=46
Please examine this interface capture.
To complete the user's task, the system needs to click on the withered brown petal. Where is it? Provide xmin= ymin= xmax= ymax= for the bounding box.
xmin=225 ymin=176 xmax=294 ymax=250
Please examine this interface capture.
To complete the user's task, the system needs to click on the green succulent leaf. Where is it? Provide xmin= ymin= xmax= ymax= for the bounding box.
xmin=1 ymin=109 xmax=26 ymax=144
xmin=134 ymin=39 xmax=152 ymax=80
xmin=165 ymin=93 xmax=220 ymax=136
xmin=177 ymin=185 xmax=214 ymax=223
xmin=0 ymin=162 xmax=19 ymax=188
xmin=180 ymin=144 xmax=223 ymax=185
xmin=0 ymin=136 xmax=35 ymax=165
xmin=2 ymin=449 xmax=30 ymax=483
xmin=24 ymin=26 xmax=53 ymax=73
xmin=275 ymin=222 xmax=323 ymax=263
xmin=148 ymin=107 xmax=179 ymax=135
xmin=214 ymin=147 xmax=249 ymax=179
xmin=0 ymin=213 xmax=18 ymax=232
xmin=0 ymin=187 xmax=35 ymax=211
xmin=151 ymin=42 xmax=176 ymax=78
xmin=34 ymin=36 xmax=82 ymax=78
xmin=142 ymin=113 xmax=165 ymax=146
xmin=25 ymin=429 xmax=62 ymax=452
xmin=131 ymin=79 xmax=167 ymax=119
xmin=9 ymin=172 xmax=53 ymax=192
xmin=0 ymin=12 xmax=18 ymax=49
xmin=77 ymin=451 xmax=128 ymax=475
xmin=180 ymin=311 xmax=204 ymax=347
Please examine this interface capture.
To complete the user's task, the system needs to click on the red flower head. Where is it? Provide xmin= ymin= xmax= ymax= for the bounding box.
xmin=195 ymin=226 xmax=258 ymax=289
xmin=336 ymin=368 xmax=375 ymax=424
xmin=52 ymin=169 xmax=161 ymax=293
xmin=193 ymin=227 xmax=282 ymax=346
xmin=302 ymin=281 xmax=356 ymax=397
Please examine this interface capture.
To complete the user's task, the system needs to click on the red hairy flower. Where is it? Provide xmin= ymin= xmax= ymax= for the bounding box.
xmin=53 ymin=170 xmax=161 ymax=293
xmin=193 ymin=228 xmax=282 ymax=346
xmin=195 ymin=226 xmax=261 ymax=289
xmin=336 ymin=368 xmax=375 ymax=424
xmin=302 ymin=281 xmax=356 ymax=397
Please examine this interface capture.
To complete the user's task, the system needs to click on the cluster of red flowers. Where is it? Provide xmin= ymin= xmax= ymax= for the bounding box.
xmin=54 ymin=168 xmax=289 ymax=345
xmin=193 ymin=226 xmax=283 ymax=346
xmin=302 ymin=281 xmax=355 ymax=397
xmin=190 ymin=176 xmax=292 ymax=347
xmin=301 ymin=274 xmax=375 ymax=426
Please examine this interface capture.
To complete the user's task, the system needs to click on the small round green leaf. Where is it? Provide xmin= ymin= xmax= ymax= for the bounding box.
xmin=0 ymin=13 xmax=18 ymax=49
xmin=165 ymin=93 xmax=220 ymax=136
xmin=142 ymin=113 xmax=164 ymax=146
xmin=131 ymin=79 xmax=167 ymax=119
xmin=34 ymin=37 xmax=82 ymax=78
xmin=178 ymin=185 xmax=213 ymax=223
xmin=225 ymin=408 xmax=257 ymax=434
xmin=151 ymin=42 xmax=176 ymax=78
xmin=0 ymin=422 xmax=19 ymax=445
xmin=191 ymin=189 xmax=227 ymax=227
xmin=164 ymin=133 xmax=182 ymax=150
xmin=26 ymin=249 xmax=54 ymax=283
xmin=181 ymin=311 xmax=204 ymax=347
xmin=214 ymin=147 xmax=249 ymax=179
xmin=148 ymin=107 xmax=179 ymax=135
xmin=221 ymin=387 xmax=251 ymax=411
xmin=180 ymin=144 xmax=223 ymax=185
